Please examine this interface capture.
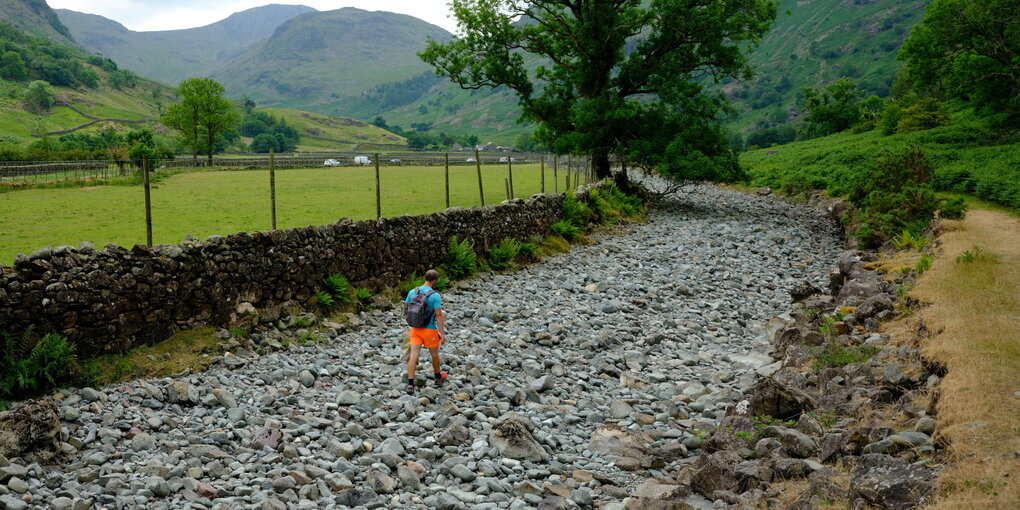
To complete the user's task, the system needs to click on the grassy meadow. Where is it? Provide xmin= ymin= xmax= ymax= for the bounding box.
xmin=0 ymin=162 xmax=574 ymax=264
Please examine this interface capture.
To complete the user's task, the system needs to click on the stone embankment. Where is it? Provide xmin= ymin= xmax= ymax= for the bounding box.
xmin=2 ymin=186 xmax=874 ymax=510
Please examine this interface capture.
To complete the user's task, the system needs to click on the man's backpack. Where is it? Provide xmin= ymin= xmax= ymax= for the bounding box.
xmin=405 ymin=288 xmax=437 ymax=328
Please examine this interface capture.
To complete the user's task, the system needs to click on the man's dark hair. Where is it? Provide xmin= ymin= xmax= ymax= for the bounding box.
xmin=424 ymin=269 xmax=440 ymax=282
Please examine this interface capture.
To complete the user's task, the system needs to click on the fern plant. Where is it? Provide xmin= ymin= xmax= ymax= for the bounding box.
xmin=444 ymin=236 xmax=477 ymax=279
xmin=489 ymin=238 xmax=521 ymax=270
xmin=324 ymin=273 xmax=352 ymax=303
xmin=552 ymin=220 xmax=580 ymax=240
xmin=1 ymin=330 xmax=77 ymax=399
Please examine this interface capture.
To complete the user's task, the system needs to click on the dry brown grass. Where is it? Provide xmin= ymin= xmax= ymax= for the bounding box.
xmin=908 ymin=209 xmax=1020 ymax=509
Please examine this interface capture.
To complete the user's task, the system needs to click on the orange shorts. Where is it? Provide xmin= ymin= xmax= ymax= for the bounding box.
xmin=409 ymin=327 xmax=441 ymax=349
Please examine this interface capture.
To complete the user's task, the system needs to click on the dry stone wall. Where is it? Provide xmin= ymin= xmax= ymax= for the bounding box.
xmin=0 ymin=193 xmax=571 ymax=357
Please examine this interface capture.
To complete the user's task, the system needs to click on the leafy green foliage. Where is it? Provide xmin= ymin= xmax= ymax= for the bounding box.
xmin=551 ymin=220 xmax=581 ymax=241
xmin=891 ymin=230 xmax=930 ymax=251
xmin=239 ymin=109 xmax=299 ymax=153
xmin=915 ymin=253 xmax=933 ymax=274
xmin=23 ymin=80 xmax=54 ymax=113
xmin=421 ymin=0 xmax=778 ymax=179
xmin=955 ymin=245 xmax=989 ymax=264
xmin=802 ymin=78 xmax=861 ymax=138
xmin=444 ymin=236 xmax=477 ymax=279
xmin=562 ymin=194 xmax=591 ymax=229
xmin=517 ymin=241 xmax=538 ymax=261
xmin=895 ymin=98 xmax=950 ymax=133
xmin=488 ymin=238 xmax=522 ymax=271
xmin=315 ymin=290 xmax=335 ymax=307
xmin=324 ymin=273 xmax=352 ymax=303
xmin=1 ymin=330 xmax=77 ymax=399
xmin=900 ymin=0 xmax=1020 ymax=122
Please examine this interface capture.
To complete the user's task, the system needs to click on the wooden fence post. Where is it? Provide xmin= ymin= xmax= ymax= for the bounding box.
xmin=444 ymin=152 xmax=450 ymax=209
xmin=508 ymin=156 xmax=515 ymax=199
xmin=540 ymin=156 xmax=545 ymax=194
xmin=374 ymin=153 xmax=381 ymax=219
xmin=475 ymin=149 xmax=485 ymax=206
xmin=143 ymin=155 xmax=152 ymax=247
xmin=505 ymin=178 xmax=511 ymax=200
xmin=269 ymin=148 xmax=277 ymax=230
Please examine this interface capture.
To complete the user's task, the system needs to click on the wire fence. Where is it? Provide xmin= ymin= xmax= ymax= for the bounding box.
xmin=0 ymin=151 xmax=563 ymax=183
xmin=0 ymin=150 xmax=600 ymax=262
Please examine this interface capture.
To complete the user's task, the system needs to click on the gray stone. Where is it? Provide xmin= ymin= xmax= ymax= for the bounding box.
xmin=489 ymin=413 xmax=547 ymax=462
xmin=914 ymin=417 xmax=936 ymax=436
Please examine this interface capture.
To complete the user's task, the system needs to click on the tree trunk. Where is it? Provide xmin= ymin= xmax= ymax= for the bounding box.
xmin=593 ymin=150 xmax=611 ymax=180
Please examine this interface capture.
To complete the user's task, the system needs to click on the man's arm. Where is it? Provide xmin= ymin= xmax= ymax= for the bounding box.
xmin=435 ymin=309 xmax=446 ymax=343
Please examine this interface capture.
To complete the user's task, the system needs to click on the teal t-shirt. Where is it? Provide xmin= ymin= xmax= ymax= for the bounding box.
xmin=405 ymin=286 xmax=443 ymax=330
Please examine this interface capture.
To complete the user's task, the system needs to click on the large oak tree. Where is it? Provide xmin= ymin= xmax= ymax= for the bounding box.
xmin=420 ymin=0 xmax=778 ymax=181
xmin=162 ymin=78 xmax=239 ymax=165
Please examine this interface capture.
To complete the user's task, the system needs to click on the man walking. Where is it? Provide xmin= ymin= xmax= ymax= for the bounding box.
xmin=404 ymin=269 xmax=448 ymax=394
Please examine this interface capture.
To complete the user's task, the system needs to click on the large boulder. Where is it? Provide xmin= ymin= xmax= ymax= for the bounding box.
xmin=836 ymin=276 xmax=883 ymax=307
xmin=850 ymin=454 xmax=935 ymax=510
xmin=588 ymin=426 xmax=653 ymax=457
xmin=489 ymin=413 xmax=548 ymax=462
xmin=690 ymin=450 xmax=742 ymax=496
xmin=0 ymin=400 xmax=61 ymax=463
xmin=749 ymin=368 xmax=816 ymax=420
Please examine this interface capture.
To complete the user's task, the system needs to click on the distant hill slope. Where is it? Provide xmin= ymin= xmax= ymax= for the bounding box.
xmin=56 ymin=4 xmax=316 ymax=85
xmin=726 ymin=0 xmax=930 ymax=132
xmin=0 ymin=0 xmax=75 ymax=46
xmin=258 ymin=107 xmax=406 ymax=151
xmin=209 ymin=8 xmax=451 ymax=111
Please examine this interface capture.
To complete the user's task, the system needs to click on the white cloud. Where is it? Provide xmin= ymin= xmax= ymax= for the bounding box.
xmin=47 ymin=0 xmax=458 ymax=33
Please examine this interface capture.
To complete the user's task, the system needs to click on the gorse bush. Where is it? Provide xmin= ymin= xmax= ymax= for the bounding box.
xmin=444 ymin=236 xmax=477 ymax=279
xmin=488 ymin=238 xmax=521 ymax=271
xmin=850 ymin=145 xmax=966 ymax=248
xmin=1 ymin=330 xmax=78 ymax=399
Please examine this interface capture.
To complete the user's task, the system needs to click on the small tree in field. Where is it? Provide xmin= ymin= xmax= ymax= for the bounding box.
xmin=24 ymin=80 xmax=54 ymax=113
xmin=162 ymin=78 xmax=240 ymax=165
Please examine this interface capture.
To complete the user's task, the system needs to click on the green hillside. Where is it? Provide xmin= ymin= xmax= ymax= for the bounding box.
xmin=727 ymin=0 xmax=929 ymax=132
xmin=0 ymin=0 xmax=75 ymax=47
xmin=56 ymin=5 xmax=315 ymax=85
xmin=0 ymin=21 xmax=173 ymax=147
xmin=740 ymin=110 xmax=1020 ymax=211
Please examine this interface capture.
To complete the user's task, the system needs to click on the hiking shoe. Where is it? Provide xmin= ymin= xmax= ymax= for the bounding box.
xmin=435 ymin=372 xmax=449 ymax=387
xmin=406 ymin=384 xmax=417 ymax=395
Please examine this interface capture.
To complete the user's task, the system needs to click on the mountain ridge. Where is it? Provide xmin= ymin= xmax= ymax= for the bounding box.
xmin=56 ymin=4 xmax=317 ymax=85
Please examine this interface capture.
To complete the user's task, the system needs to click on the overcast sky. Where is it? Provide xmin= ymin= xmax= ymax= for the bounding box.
xmin=46 ymin=0 xmax=459 ymax=33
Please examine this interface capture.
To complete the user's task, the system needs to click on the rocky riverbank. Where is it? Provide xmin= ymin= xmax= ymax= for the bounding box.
xmin=0 ymin=185 xmax=846 ymax=510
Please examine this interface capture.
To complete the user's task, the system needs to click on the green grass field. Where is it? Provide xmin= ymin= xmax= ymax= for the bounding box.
xmin=0 ymin=163 xmax=577 ymax=264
